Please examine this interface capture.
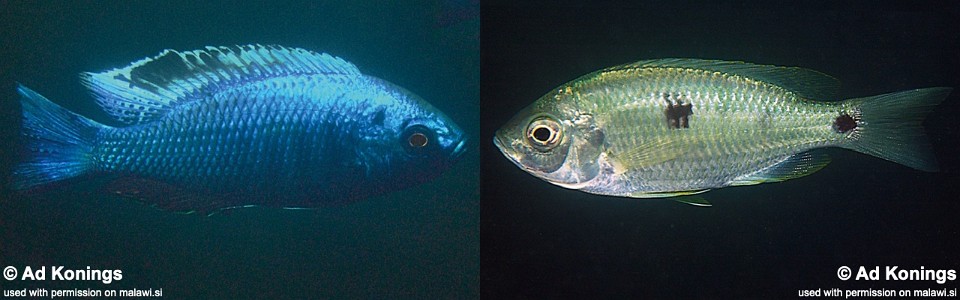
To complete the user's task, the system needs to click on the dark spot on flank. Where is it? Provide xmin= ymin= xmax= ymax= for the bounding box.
xmin=833 ymin=113 xmax=857 ymax=133
xmin=664 ymin=95 xmax=693 ymax=129
xmin=372 ymin=108 xmax=386 ymax=126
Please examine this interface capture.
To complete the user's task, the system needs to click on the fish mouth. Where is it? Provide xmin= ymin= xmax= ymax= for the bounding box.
xmin=492 ymin=134 xmax=508 ymax=158
xmin=492 ymin=134 xmax=524 ymax=170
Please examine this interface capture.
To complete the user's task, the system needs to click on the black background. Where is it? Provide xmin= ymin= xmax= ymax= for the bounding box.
xmin=481 ymin=1 xmax=960 ymax=298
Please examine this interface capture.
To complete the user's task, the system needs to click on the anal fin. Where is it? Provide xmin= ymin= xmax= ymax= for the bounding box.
xmin=627 ymin=189 xmax=713 ymax=206
xmin=730 ymin=151 xmax=830 ymax=186
xmin=628 ymin=189 xmax=710 ymax=198
xmin=102 ymin=176 xmax=232 ymax=215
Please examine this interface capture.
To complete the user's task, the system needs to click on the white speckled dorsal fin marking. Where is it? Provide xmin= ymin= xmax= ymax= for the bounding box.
xmin=80 ymin=44 xmax=362 ymax=125
xmin=609 ymin=58 xmax=841 ymax=100
xmin=729 ymin=151 xmax=831 ymax=186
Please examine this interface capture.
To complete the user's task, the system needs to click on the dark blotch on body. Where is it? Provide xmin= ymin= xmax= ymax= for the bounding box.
xmin=663 ymin=93 xmax=693 ymax=129
xmin=372 ymin=108 xmax=386 ymax=126
xmin=833 ymin=113 xmax=857 ymax=133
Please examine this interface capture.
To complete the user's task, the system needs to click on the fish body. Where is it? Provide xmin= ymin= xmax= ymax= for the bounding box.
xmin=14 ymin=45 xmax=466 ymax=213
xmin=494 ymin=59 xmax=950 ymax=201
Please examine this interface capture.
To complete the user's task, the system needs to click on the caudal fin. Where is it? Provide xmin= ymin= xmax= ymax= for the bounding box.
xmin=841 ymin=87 xmax=952 ymax=172
xmin=11 ymin=84 xmax=106 ymax=189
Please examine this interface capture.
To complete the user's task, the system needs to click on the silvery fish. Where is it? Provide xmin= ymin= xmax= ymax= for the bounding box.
xmin=13 ymin=45 xmax=466 ymax=214
xmin=494 ymin=59 xmax=950 ymax=206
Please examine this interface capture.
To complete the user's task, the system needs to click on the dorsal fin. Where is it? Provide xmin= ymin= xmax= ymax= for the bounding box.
xmin=80 ymin=44 xmax=362 ymax=125
xmin=608 ymin=58 xmax=841 ymax=100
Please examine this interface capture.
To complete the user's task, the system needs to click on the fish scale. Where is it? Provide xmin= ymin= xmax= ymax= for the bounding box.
xmin=592 ymin=69 xmax=822 ymax=183
xmin=102 ymin=83 xmax=327 ymax=187
xmin=495 ymin=58 xmax=950 ymax=204
xmin=13 ymin=45 xmax=466 ymax=214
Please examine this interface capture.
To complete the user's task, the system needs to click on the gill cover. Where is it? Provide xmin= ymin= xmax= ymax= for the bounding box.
xmin=494 ymin=87 xmax=606 ymax=188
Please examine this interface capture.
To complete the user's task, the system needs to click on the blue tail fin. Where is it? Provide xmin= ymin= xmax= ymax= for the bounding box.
xmin=12 ymin=84 xmax=107 ymax=189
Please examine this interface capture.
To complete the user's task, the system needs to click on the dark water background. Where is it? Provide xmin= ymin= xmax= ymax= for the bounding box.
xmin=481 ymin=1 xmax=960 ymax=298
xmin=0 ymin=1 xmax=479 ymax=298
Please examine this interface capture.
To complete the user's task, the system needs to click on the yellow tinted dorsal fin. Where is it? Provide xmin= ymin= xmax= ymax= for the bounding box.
xmin=608 ymin=58 xmax=841 ymax=100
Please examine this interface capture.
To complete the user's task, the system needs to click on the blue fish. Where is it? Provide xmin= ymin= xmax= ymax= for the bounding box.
xmin=13 ymin=45 xmax=467 ymax=214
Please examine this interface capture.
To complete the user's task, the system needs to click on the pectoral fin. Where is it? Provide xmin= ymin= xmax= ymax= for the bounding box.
xmin=608 ymin=139 xmax=683 ymax=173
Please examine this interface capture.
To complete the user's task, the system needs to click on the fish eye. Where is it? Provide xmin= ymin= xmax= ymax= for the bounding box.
xmin=532 ymin=126 xmax=552 ymax=142
xmin=408 ymin=132 xmax=428 ymax=148
xmin=402 ymin=124 xmax=436 ymax=153
xmin=525 ymin=116 xmax=562 ymax=151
